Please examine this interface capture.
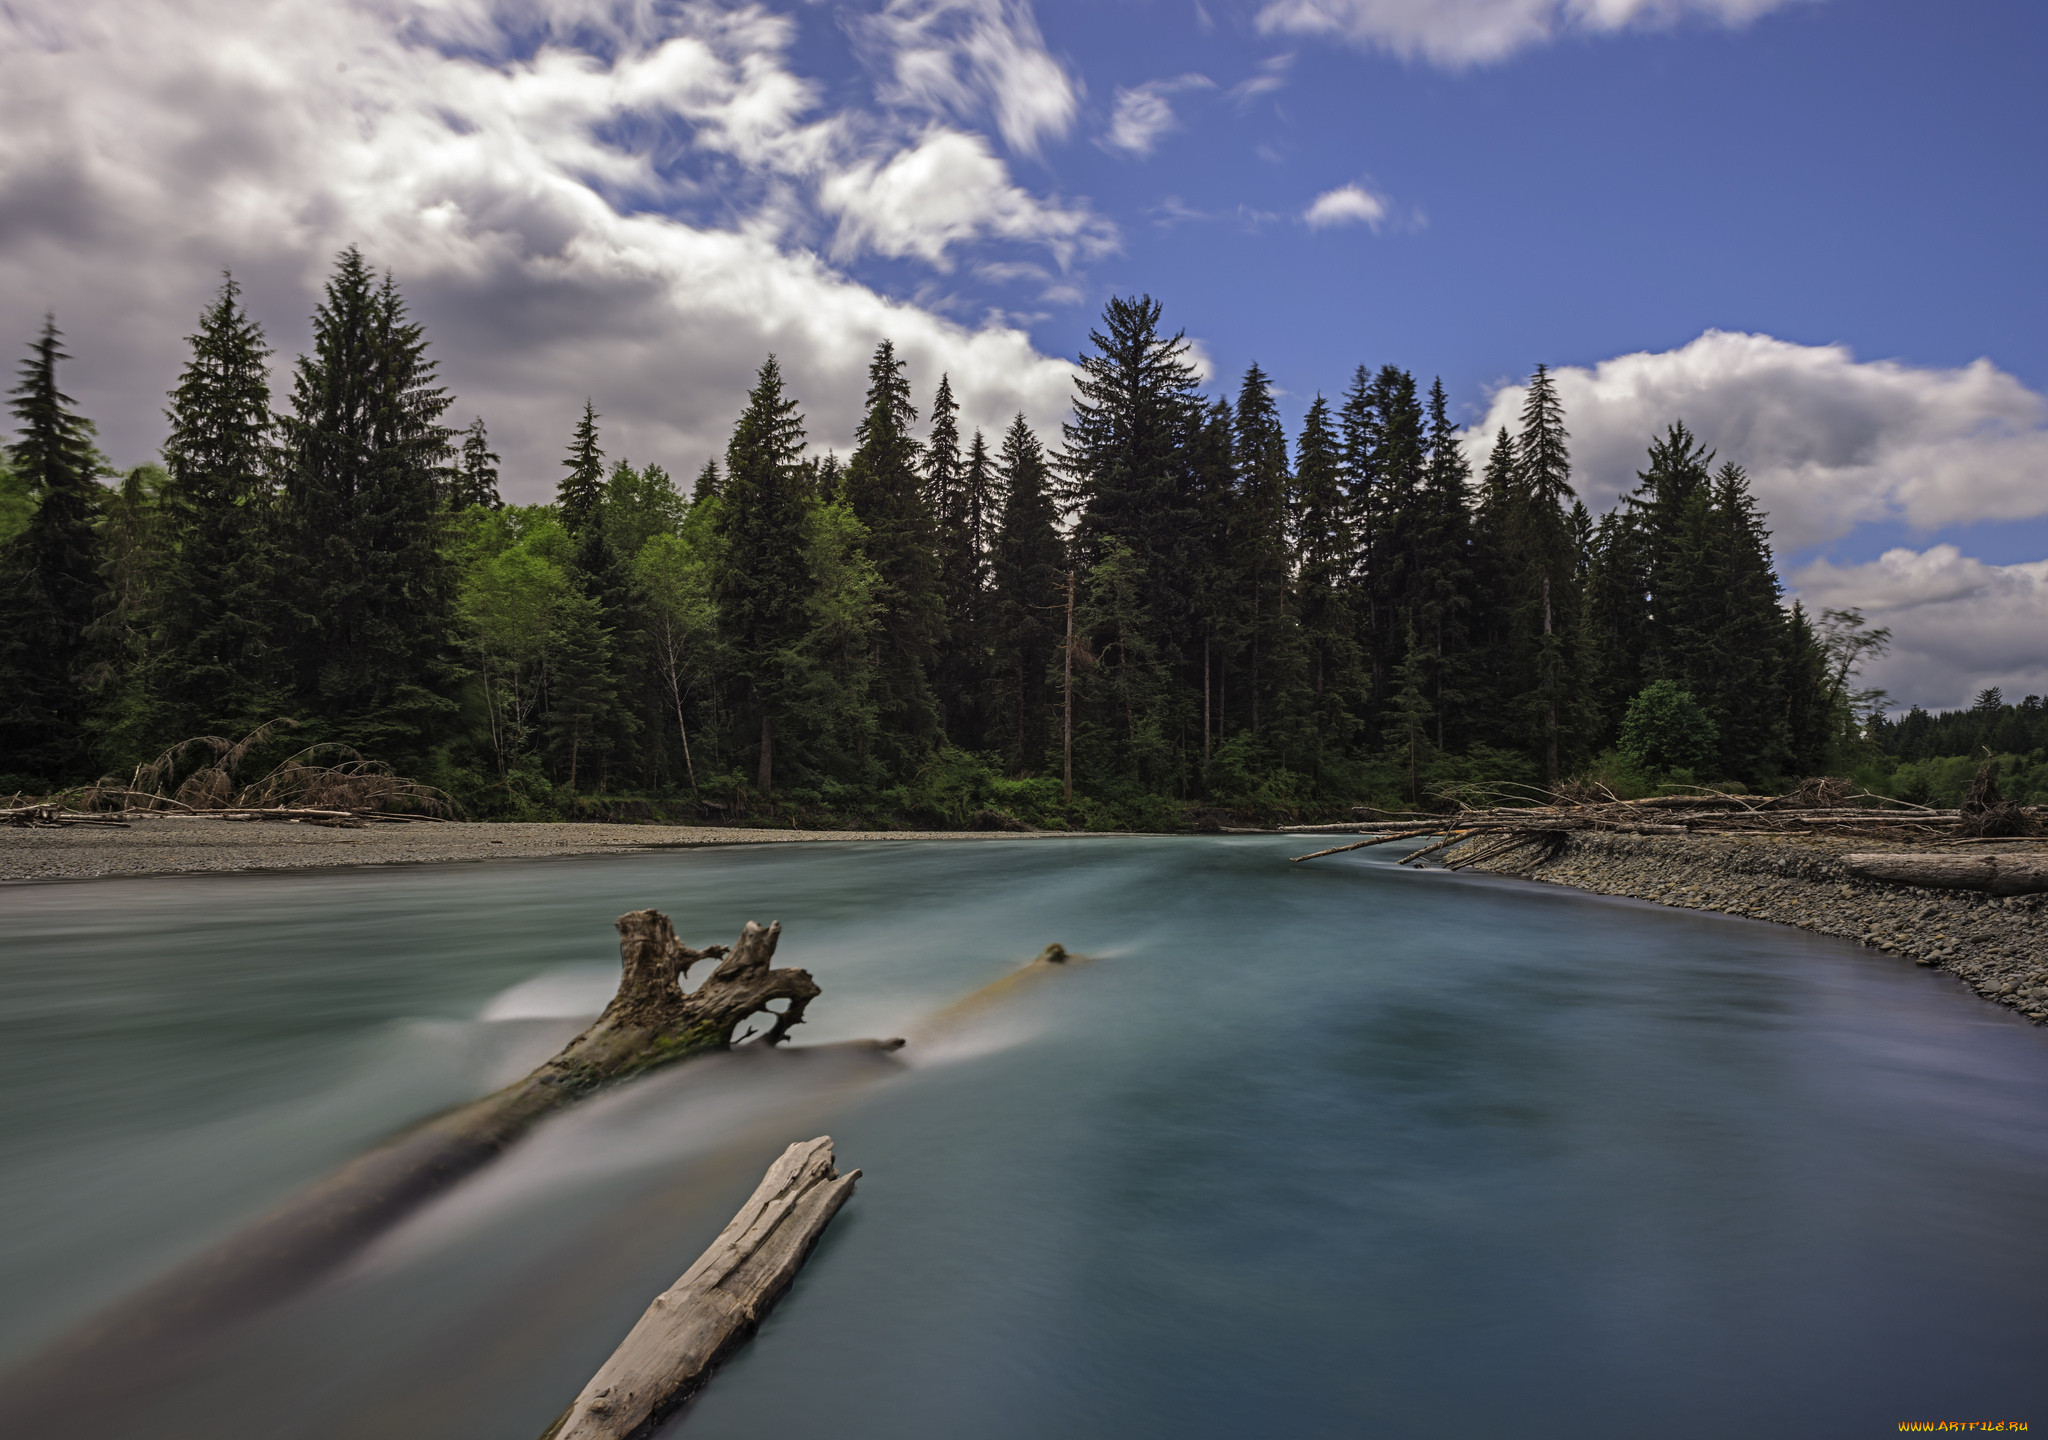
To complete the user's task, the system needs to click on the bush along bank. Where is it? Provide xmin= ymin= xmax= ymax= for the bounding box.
xmin=1458 ymin=831 xmax=2048 ymax=1024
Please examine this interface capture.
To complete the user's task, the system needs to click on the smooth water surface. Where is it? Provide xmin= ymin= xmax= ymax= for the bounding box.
xmin=1 ymin=838 xmax=2045 ymax=1437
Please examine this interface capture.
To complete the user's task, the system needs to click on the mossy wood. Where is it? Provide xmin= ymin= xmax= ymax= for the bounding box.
xmin=540 ymin=1136 xmax=858 ymax=1440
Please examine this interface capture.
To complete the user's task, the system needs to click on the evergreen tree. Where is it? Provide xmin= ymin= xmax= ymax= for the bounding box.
xmin=452 ymin=418 xmax=502 ymax=509
xmin=714 ymin=355 xmax=813 ymax=796
xmin=559 ymin=401 xmax=605 ymax=536
xmin=151 ymin=276 xmax=286 ymax=744
xmin=987 ymin=415 xmax=1063 ymax=772
xmin=1412 ymin=378 xmax=1474 ymax=749
xmin=693 ymin=458 xmax=722 ymax=501
xmin=1288 ymin=393 xmax=1361 ymax=787
xmin=0 ymin=318 xmax=104 ymax=785
xmin=276 ymin=249 xmax=457 ymax=765
xmin=925 ymin=374 xmax=978 ymax=741
xmin=1230 ymin=363 xmax=1295 ymax=744
xmin=1509 ymin=364 xmax=1584 ymax=787
xmin=842 ymin=341 xmax=942 ymax=766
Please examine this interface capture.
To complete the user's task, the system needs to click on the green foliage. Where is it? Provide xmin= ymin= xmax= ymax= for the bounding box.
xmin=1618 ymin=680 xmax=1720 ymax=775
xmin=0 ymin=318 xmax=106 ymax=785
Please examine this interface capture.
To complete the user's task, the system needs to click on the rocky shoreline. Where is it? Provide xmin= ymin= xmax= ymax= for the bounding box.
xmin=1463 ymin=831 xmax=2048 ymax=1024
xmin=0 ymin=817 xmax=1069 ymax=883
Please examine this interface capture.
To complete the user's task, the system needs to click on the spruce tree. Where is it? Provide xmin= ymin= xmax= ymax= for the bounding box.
xmin=0 ymin=318 xmax=104 ymax=785
xmin=842 ymin=341 xmax=942 ymax=767
xmin=1412 ymin=379 xmax=1474 ymax=749
xmin=924 ymin=374 xmax=977 ymax=741
xmin=452 ymin=418 xmax=502 ymax=509
xmin=988 ymin=415 xmax=1063 ymax=772
xmin=1288 ymin=394 xmax=1361 ymax=786
xmin=559 ymin=401 xmax=605 ymax=536
xmin=1231 ymin=363 xmax=1294 ymax=743
xmin=1511 ymin=364 xmax=1584 ymax=788
xmin=276 ymin=249 xmax=456 ymax=765
xmin=714 ymin=356 xmax=812 ymax=797
xmin=693 ymin=458 xmax=722 ymax=501
xmin=152 ymin=276 xmax=286 ymax=744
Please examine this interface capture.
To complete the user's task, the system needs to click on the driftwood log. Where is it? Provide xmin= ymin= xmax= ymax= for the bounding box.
xmin=541 ymin=1137 xmax=859 ymax=1440
xmin=1844 ymin=851 xmax=2048 ymax=896
xmin=12 ymin=912 xmax=846 ymax=1367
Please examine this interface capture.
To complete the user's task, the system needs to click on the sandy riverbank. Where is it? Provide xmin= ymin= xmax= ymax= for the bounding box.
xmin=1463 ymin=831 xmax=2048 ymax=1024
xmin=0 ymin=817 xmax=1069 ymax=882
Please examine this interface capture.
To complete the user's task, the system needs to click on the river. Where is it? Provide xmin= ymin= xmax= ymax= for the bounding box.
xmin=1 ymin=836 xmax=2045 ymax=1437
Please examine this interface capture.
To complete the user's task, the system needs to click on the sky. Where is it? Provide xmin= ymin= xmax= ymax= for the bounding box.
xmin=2 ymin=0 xmax=2044 ymax=711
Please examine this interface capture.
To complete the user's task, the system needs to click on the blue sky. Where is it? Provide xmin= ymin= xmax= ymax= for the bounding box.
xmin=1 ymin=0 xmax=2043 ymax=705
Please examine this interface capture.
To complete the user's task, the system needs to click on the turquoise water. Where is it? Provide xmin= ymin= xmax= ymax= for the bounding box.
xmin=1 ymin=837 xmax=2045 ymax=1437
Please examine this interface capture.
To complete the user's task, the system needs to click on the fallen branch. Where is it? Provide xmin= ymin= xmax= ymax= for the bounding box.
xmin=540 ymin=1136 xmax=858 ymax=1440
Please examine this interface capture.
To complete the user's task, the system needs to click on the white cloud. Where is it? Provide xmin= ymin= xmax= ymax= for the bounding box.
xmin=1100 ymin=74 xmax=1213 ymax=158
xmin=1790 ymin=547 xmax=2048 ymax=711
xmin=857 ymin=0 xmax=1079 ymax=157
xmin=1258 ymin=0 xmax=1803 ymax=68
xmin=1468 ymin=331 xmax=2048 ymax=552
xmin=820 ymin=127 xmax=1115 ymax=269
xmin=0 ymin=0 xmax=1089 ymax=499
xmin=1303 ymin=182 xmax=1389 ymax=229
xmin=1227 ymin=52 xmax=1294 ymax=106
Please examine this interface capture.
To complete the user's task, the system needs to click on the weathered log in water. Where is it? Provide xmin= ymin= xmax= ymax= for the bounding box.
xmin=1843 ymin=852 xmax=2048 ymax=896
xmin=1 ymin=911 xmax=873 ymax=1404
xmin=540 ymin=1136 xmax=858 ymax=1440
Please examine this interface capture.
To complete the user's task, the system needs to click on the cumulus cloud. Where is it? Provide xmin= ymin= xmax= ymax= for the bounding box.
xmin=0 ymin=0 xmax=1091 ymax=498
xmin=1100 ymin=74 xmax=1213 ymax=158
xmin=1303 ymin=182 xmax=1389 ymax=230
xmin=1257 ymin=0 xmax=1803 ymax=67
xmin=857 ymin=0 xmax=1080 ymax=157
xmin=1790 ymin=547 xmax=2048 ymax=711
xmin=822 ymin=127 xmax=1114 ymax=268
xmin=1467 ymin=331 xmax=2048 ymax=552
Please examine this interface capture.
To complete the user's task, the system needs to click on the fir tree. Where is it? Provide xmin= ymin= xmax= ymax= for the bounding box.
xmin=559 ymin=401 xmax=605 ymax=536
xmin=842 ymin=341 xmax=942 ymax=765
xmin=1231 ymin=363 xmax=1294 ymax=742
xmin=714 ymin=356 xmax=812 ymax=796
xmin=988 ymin=414 xmax=1063 ymax=772
xmin=1288 ymin=393 xmax=1361 ymax=786
xmin=1412 ymin=378 xmax=1475 ymax=748
xmin=693 ymin=458 xmax=722 ymax=501
xmin=452 ymin=418 xmax=502 ymax=509
xmin=1511 ymin=364 xmax=1584 ymax=788
xmin=924 ymin=374 xmax=977 ymax=740
xmin=276 ymin=249 xmax=457 ymax=764
xmin=152 ymin=276 xmax=285 ymax=744
xmin=0 ymin=318 xmax=104 ymax=784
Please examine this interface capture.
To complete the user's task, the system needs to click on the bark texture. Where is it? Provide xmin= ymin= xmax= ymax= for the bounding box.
xmin=1843 ymin=851 xmax=2048 ymax=896
xmin=541 ymin=1136 xmax=858 ymax=1440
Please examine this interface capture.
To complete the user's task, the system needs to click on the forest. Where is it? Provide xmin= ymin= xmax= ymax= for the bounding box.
xmin=3 ymin=249 xmax=2038 ymax=825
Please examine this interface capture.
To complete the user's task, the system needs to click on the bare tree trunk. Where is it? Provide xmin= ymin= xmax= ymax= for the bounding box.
xmin=1203 ymin=632 xmax=1211 ymax=763
xmin=758 ymin=711 xmax=773 ymax=798
xmin=540 ymin=1137 xmax=859 ymax=1440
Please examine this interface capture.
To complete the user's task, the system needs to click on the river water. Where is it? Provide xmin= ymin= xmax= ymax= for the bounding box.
xmin=1 ymin=837 xmax=2045 ymax=1437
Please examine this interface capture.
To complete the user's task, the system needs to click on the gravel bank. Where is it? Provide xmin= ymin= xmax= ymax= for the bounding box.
xmin=1465 ymin=831 xmax=2048 ymax=1023
xmin=0 ymin=818 xmax=1065 ymax=883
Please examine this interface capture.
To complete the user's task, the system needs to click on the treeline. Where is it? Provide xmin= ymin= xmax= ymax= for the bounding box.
xmin=2 ymin=255 xmax=1896 ymax=823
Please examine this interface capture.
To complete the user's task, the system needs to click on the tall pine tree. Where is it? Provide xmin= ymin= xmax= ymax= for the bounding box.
xmin=842 ymin=341 xmax=942 ymax=767
xmin=0 ymin=318 xmax=103 ymax=785
xmin=988 ymin=415 xmax=1063 ymax=773
xmin=276 ymin=249 xmax=456 ymax=765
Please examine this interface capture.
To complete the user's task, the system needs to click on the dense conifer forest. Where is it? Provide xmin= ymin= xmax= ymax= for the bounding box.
xmin=3 ymin=252 xmax=2039 ymax=823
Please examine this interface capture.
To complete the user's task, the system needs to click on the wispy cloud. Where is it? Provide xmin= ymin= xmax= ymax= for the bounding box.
xmin=1228 ymin=52 xmax=1295 ymax=107
xmin=857 ymin=0 xmax=1080 ymax=157
xmin=1099 ymin=74 xmax=1214 ymax=158
xmin=1258 ymin=0 xmax=1805 ymax=68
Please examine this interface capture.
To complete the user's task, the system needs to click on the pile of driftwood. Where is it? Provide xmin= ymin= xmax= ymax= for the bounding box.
xmin=1289 ymin=771 xmax=2047 ymax=895
xmin=3 ymin=720 xmax=453 ymax=828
